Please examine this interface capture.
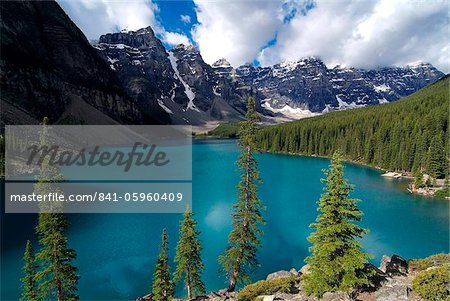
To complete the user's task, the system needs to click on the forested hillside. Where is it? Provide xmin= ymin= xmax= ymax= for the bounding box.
xmin=256 ymin=75 xmax=449 ymax=177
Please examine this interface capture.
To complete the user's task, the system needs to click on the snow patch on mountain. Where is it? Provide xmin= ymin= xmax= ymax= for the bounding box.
xmin=374 ymin=83 xmax=391 ymax=92
xmin=336 ymin=95 xmax=348 ymax=109
xmin=106 ymin=56 xmax=118 ymax=70
xmin=212 ymin=58 xmax=232 ymax=68
xmin=158 ymin=99 xmax=173 ymax=114
xmin=336 ymin=95 xmax=367 ymax=109
xmin=278 ymin=60 xmax=306 ymax=72
xmin=322 ymin=105 xmax=332 ymax=113
xmin=262 ymin=100 xmax=319 ymax=119
xmin=168 ymin=51 xmax=199 ymax=112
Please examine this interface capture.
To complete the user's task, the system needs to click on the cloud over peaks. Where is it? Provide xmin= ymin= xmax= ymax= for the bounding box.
xmin=58 ymin=0 xmax=190 ymax=47
xmin=191 ymin=0 xmax=283 ymax=67
xmin=258 ymin=0 xmax=449 ymax=72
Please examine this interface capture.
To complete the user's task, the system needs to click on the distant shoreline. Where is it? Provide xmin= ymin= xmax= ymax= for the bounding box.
xmin=193 ymin=137 xmax=450 ymax=199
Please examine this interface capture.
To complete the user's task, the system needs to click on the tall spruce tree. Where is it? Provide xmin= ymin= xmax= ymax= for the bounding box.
xmin=174 ymin=209 xmax=205 ymax=300
xmin=34 ymin=117 xmax=79 ymax=301
xmin=152 ymin=229 xmax=174 ymax=301
xmin=426 ymin=133 xmax=447 ymax=179
xmin=303 ymin=153 xmax=372 ymax=299
xmin=20 ymin=240 xmax=38 ymax=301
xmin=219 ymin=96 xmax=265 ymax=292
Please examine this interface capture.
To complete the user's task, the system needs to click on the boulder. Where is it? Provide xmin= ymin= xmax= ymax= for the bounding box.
xmin=362 ymin=263 xmax=387 ymax=292
xmin=216 ymin=288 xmax=229 ymax=295
xmin=299 ymin=264 xmax=310 ymax=275
xmin=289 ymin=268 xmax=300 ymax=277
xmin=136 ymin=293 xmax=152 ymax=301
xmin=374 ymin=281 xmax=411 ymax=300
xmin=266 ymin=270 xmax=297 ymax=280
xmin=379 ymin=255 xmax=408 ymax=276
xmin=207 ymin=289 xmax=237 ymax=301
xmin=322 ymin=291 xmax=351 ymax=301
xmin=255 ymin=293 xmax=308 ymax=301
xmin=262 ymin=295 xmax=276 ymax=301
xmin=191 ymin=295 xmax=209 ymax=301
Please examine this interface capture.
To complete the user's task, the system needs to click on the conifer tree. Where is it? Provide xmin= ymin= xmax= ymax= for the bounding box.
xmin=34 ymin=117 xmax=79 ymax=301
xmin=152 ymin=229 xmax=174 ymax=301
xmin=414 ymin=170 xmax=424 ymax=188
xmin=255 ymin=76 xmax=449 ymax=176
xmin=426 ymin=133 xmax=447 ymax=179
xmin=20 ymin=240 xmax=38 ymax=301
xmin=174 ymin=209 xmax=205 ymax=300
xmin=303 ymin=153 xmax=372 ymax=299
xmin=219 ymin=96 xmax=265 ymax=292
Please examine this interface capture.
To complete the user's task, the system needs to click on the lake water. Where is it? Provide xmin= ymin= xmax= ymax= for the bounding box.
xmin=1 ymin=139 xmax=449 ymax=300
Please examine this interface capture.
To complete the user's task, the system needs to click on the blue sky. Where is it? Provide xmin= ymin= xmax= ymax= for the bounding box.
xmin=58 ymin=0 xmax=449 ymax=72
xmin=156 ymin=0 xmax=197 ymax=41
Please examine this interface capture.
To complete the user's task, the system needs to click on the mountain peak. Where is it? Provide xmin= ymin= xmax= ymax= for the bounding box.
xmin=98 ymin=26 xmax=160 ymax=49
xmin=172 ymin=44 xmax=197 ymax=52
xmin=406 ymin=62 xmax=434 ymax=69
xmin=103 ymin=26 xmax=156 ymax=38
xmin=212 ymin=58 xmax=232 ymax=68
xmin=275 ymin=56 xmax=325 ymax=72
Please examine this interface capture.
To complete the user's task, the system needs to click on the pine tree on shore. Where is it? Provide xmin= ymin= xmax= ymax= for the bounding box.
xmin=219 ymin=96 xmax=265 ymax=292
xmin=174 ymin=209 xmax=205 ymax=300
xmin=255 ymin=76 xmax=449 ymax=176
xmin=20 ymin=240 xmax=38 ymax=301
xmin=303 ymin=153 xmax=372 ymax=299
xmin=426 ymin=133 xmax=447 ymax=179
xmin=152 ymin=229 xmax=174 ymax=301
xmin=34 ymin=117 xmax=79 ymax=301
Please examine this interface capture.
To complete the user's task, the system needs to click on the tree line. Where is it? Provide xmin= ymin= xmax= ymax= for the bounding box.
xmin=21 ymin=97 xmax=379 ymax=300
xmin=256 ymin=75 xmax=449 ymax=179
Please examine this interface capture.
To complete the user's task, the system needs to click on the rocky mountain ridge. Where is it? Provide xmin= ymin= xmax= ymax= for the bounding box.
xmin=0 ymin=1 xmax=143 ymax=126
xmin=94 ymin=29 xmax=244 ymax=125
xmin=229 ymin=57 xmax=443 ymax=115
xmin=94 ymin=26 xmax=444 ymax=125
xmin=1 ymin=1 xmax=444 ymax=127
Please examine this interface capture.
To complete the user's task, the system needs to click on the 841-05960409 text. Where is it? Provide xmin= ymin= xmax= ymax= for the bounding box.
xmin=10 ymin=192 xmax=184 ymax=203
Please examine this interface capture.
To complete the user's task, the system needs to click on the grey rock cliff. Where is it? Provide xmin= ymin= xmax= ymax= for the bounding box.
xmin=0 ymin=1 xmax=142 ymax=126
xmin=95 ymin=28 xmax=444 ymax=124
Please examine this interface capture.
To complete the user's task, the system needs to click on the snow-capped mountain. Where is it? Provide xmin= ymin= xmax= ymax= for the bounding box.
xmin=233 ymin=58 xmax=444 ymax=116
xmin=94 ymin=26 xmax=444 ymax=125
xmin=3 ymin=2 xmax=443 ymax=127
xmin=94 ymin=27 xmax=244 ymax=125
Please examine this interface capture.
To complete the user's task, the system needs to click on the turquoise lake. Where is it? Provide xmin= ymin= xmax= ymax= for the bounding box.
xmin=1 ymin=139 xmax=449 ymax=300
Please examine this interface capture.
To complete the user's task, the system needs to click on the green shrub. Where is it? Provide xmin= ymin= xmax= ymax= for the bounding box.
xmin=409 ymin=254 xmax=450 ymax=272
xmin=237 ymin=276 xmax=300 ymax=301
xmin=412 ymin=264 xmax=450 ymax=301
xmin=435 ymin=187 xmax=450 ymax=198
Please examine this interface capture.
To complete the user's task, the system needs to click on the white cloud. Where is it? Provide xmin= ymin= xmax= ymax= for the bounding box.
xmin=162 ymin=31 xmax=191 ymax=46
xmin=180 ymin=14 xmax=191 ymax=24
xmin=258 ymin=0 xmax=449 ymax=72
xmin=58 ymin=0 xmax=160 ymax=39
xmin=58 ymin=0 xmax=190 ymax=47
xmin=191 ymin=0 xmax=283 ymax=67
xmin=58 ymin=0 xmax=449 ymax=72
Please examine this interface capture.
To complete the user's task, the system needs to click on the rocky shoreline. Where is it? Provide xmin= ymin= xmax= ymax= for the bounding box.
xmin=137 ymin=254 xmax=449 ymax=301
